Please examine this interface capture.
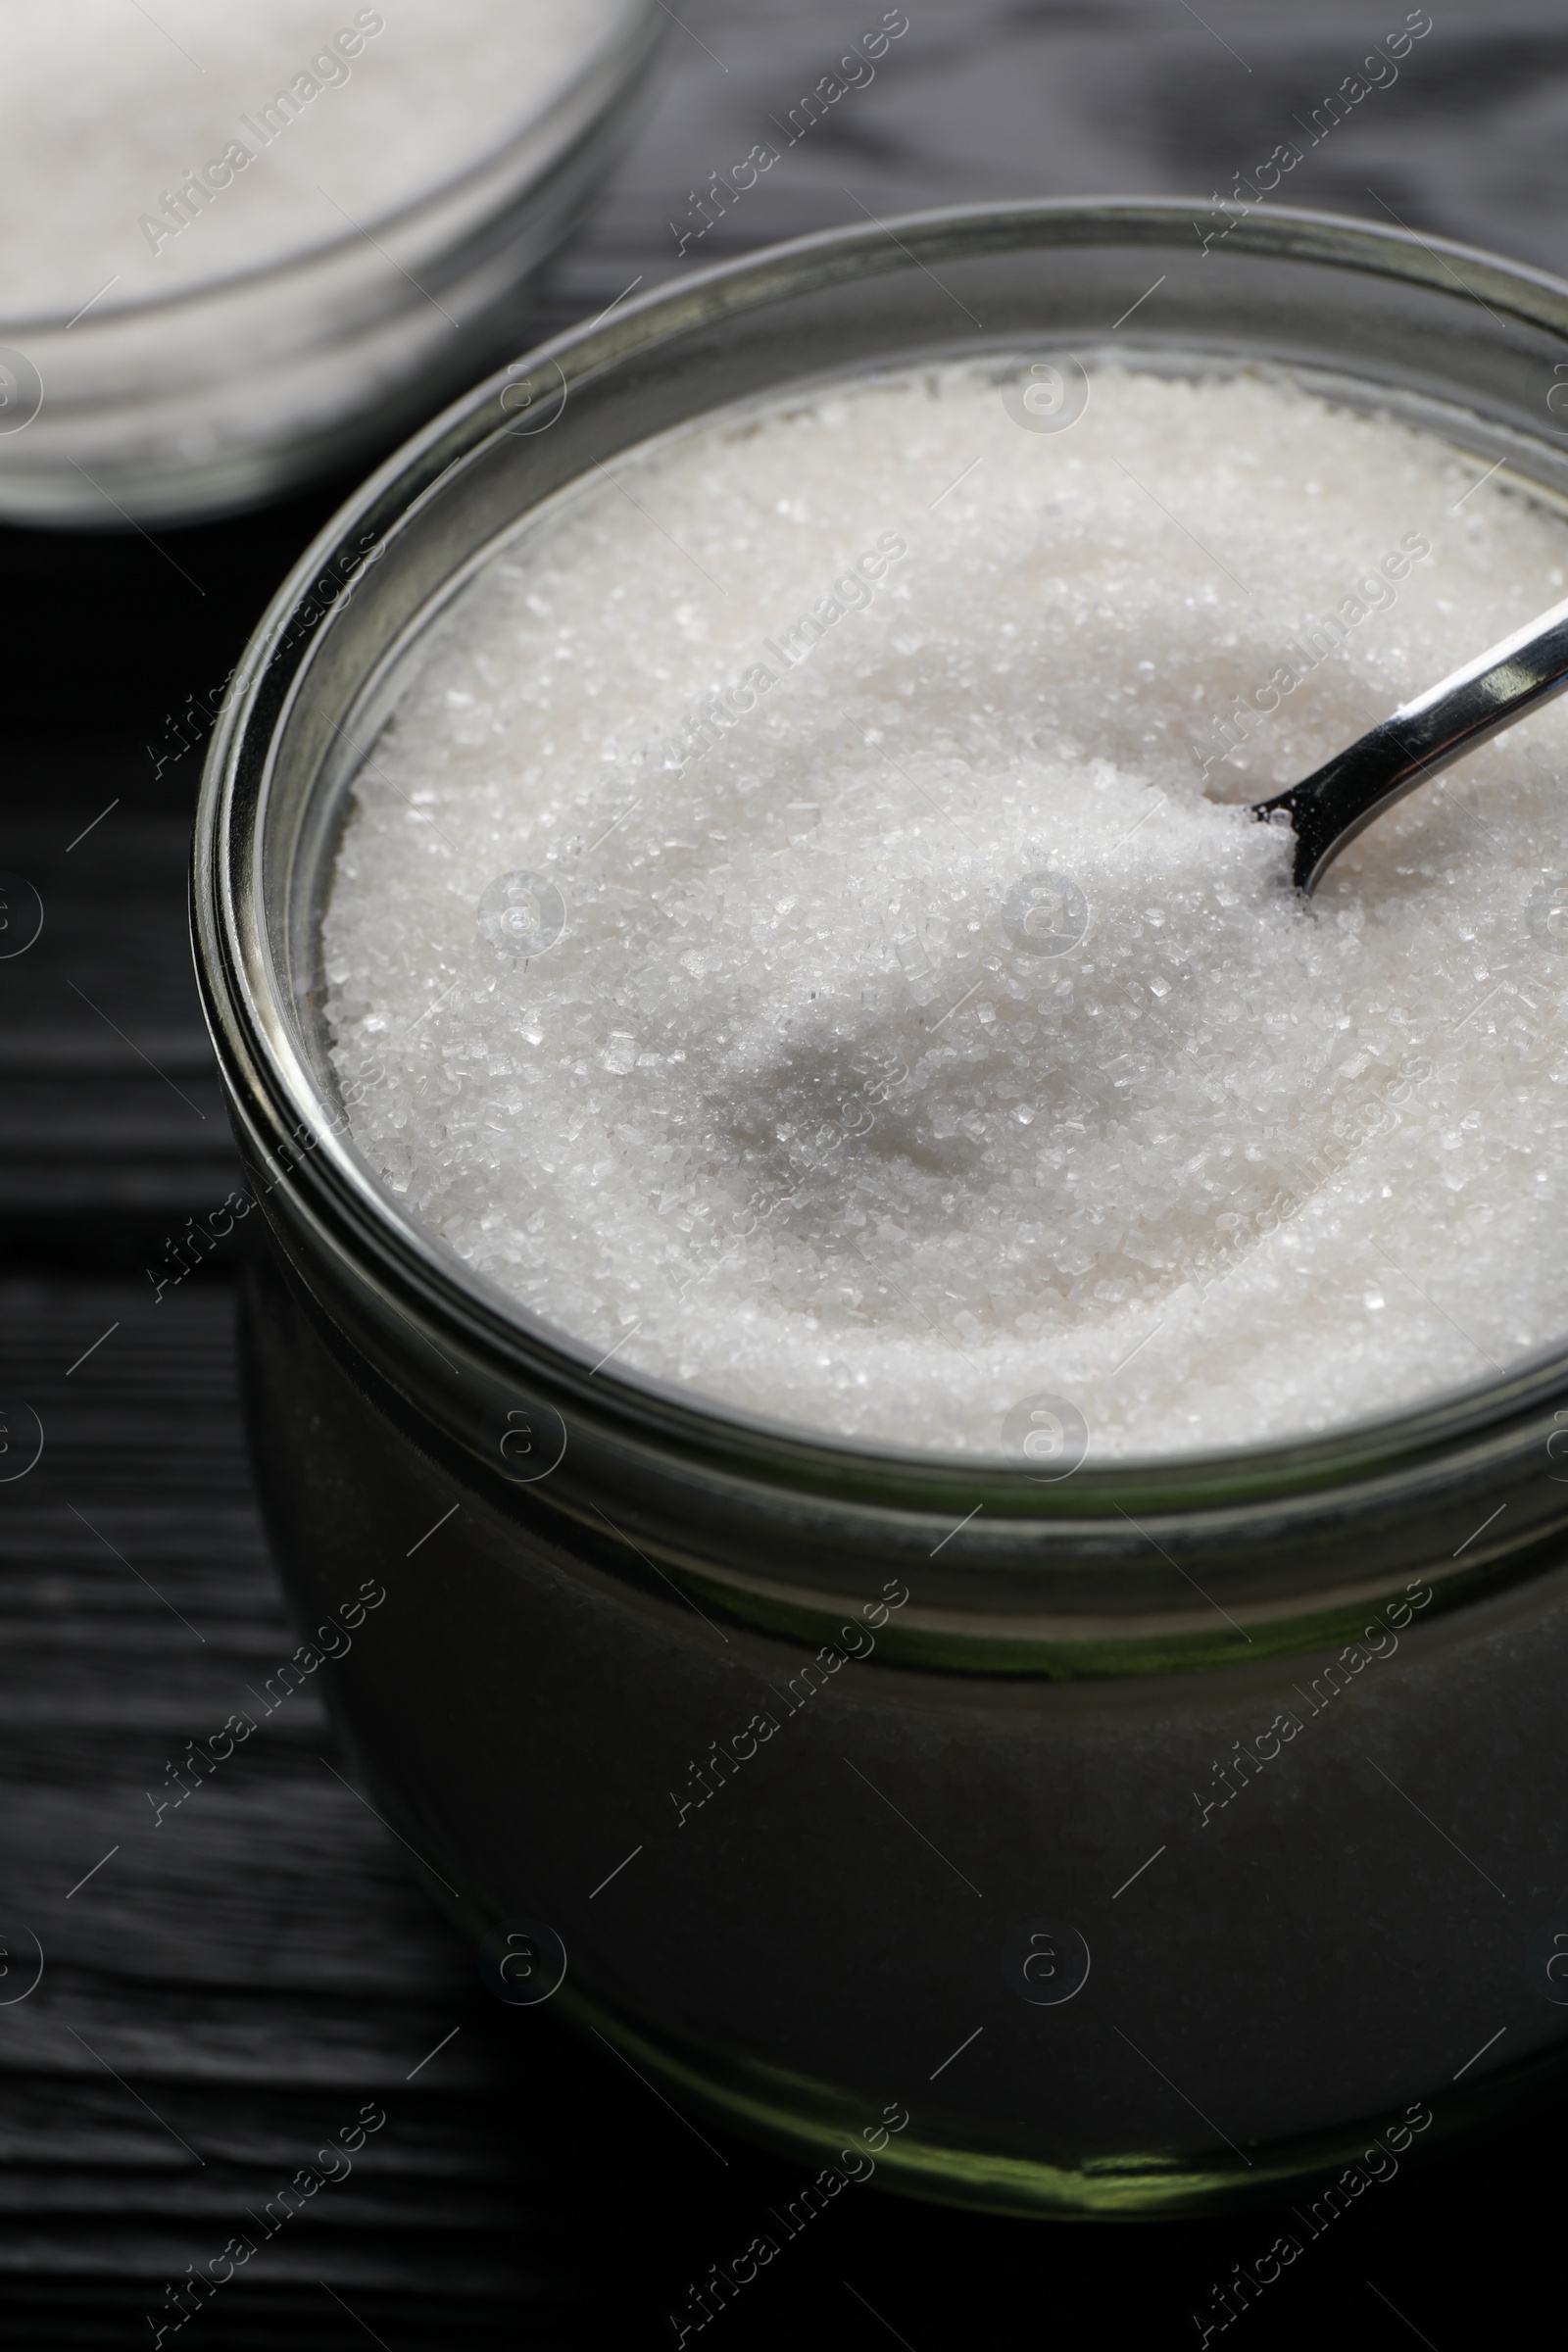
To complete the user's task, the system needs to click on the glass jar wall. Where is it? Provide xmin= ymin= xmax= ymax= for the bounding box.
xmin=196 ymin=201 xmax=1568 ymax=2212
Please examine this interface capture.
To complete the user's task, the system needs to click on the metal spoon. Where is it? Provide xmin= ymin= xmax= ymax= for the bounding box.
xmin=1252 ymin=589 xmax=1568 ymax=892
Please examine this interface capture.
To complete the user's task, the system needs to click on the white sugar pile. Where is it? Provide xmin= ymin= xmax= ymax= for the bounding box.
xmin=0 ymin=0 xmax=624 ymax=317
xmin=323 ymin=361 xmax=1568 ymax=1458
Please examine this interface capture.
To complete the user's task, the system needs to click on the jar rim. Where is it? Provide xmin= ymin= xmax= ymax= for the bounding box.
xmin=194 ymin=193 xmax=1568 ymax=1534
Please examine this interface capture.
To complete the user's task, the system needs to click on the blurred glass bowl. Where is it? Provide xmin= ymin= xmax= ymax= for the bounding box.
xmin=0 ymin=0 xmax=662 ymax=527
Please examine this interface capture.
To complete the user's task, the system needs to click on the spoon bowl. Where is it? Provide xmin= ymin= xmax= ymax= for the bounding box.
xmin=1254 ymin=584 xmax=1568 ymax=890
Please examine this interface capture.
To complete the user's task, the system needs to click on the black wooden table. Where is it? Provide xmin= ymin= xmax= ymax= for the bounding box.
xmin=5 ymin=4 xmax=1568 ymax=2342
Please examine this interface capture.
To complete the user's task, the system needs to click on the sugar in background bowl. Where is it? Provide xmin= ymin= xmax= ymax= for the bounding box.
xmin=195 ymin=203 xmax=1568 ymax=2214
xmin=0 ymin=0 xmax=662 ymax=526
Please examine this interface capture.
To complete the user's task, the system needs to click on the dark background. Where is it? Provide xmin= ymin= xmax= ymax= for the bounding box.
xmin=3 ymin=2 xmax=1564 ymax=2342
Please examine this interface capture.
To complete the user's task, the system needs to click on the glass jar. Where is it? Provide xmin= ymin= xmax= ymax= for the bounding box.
xmin=193 ymin=199 xmax=1568 ymax=2217
xmin=0 ymin=0 xmax=662 ymax=527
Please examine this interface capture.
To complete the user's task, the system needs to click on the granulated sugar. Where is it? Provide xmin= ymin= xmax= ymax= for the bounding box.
xmin=0 ymin=0 xmax=622 ymax=316
xmin=322 ymin=361 xmax=1568 ymax=1457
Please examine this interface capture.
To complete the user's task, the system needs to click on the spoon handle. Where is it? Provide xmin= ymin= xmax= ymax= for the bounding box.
xmin=1256 ymin=587 xmax=1568 ymax=892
